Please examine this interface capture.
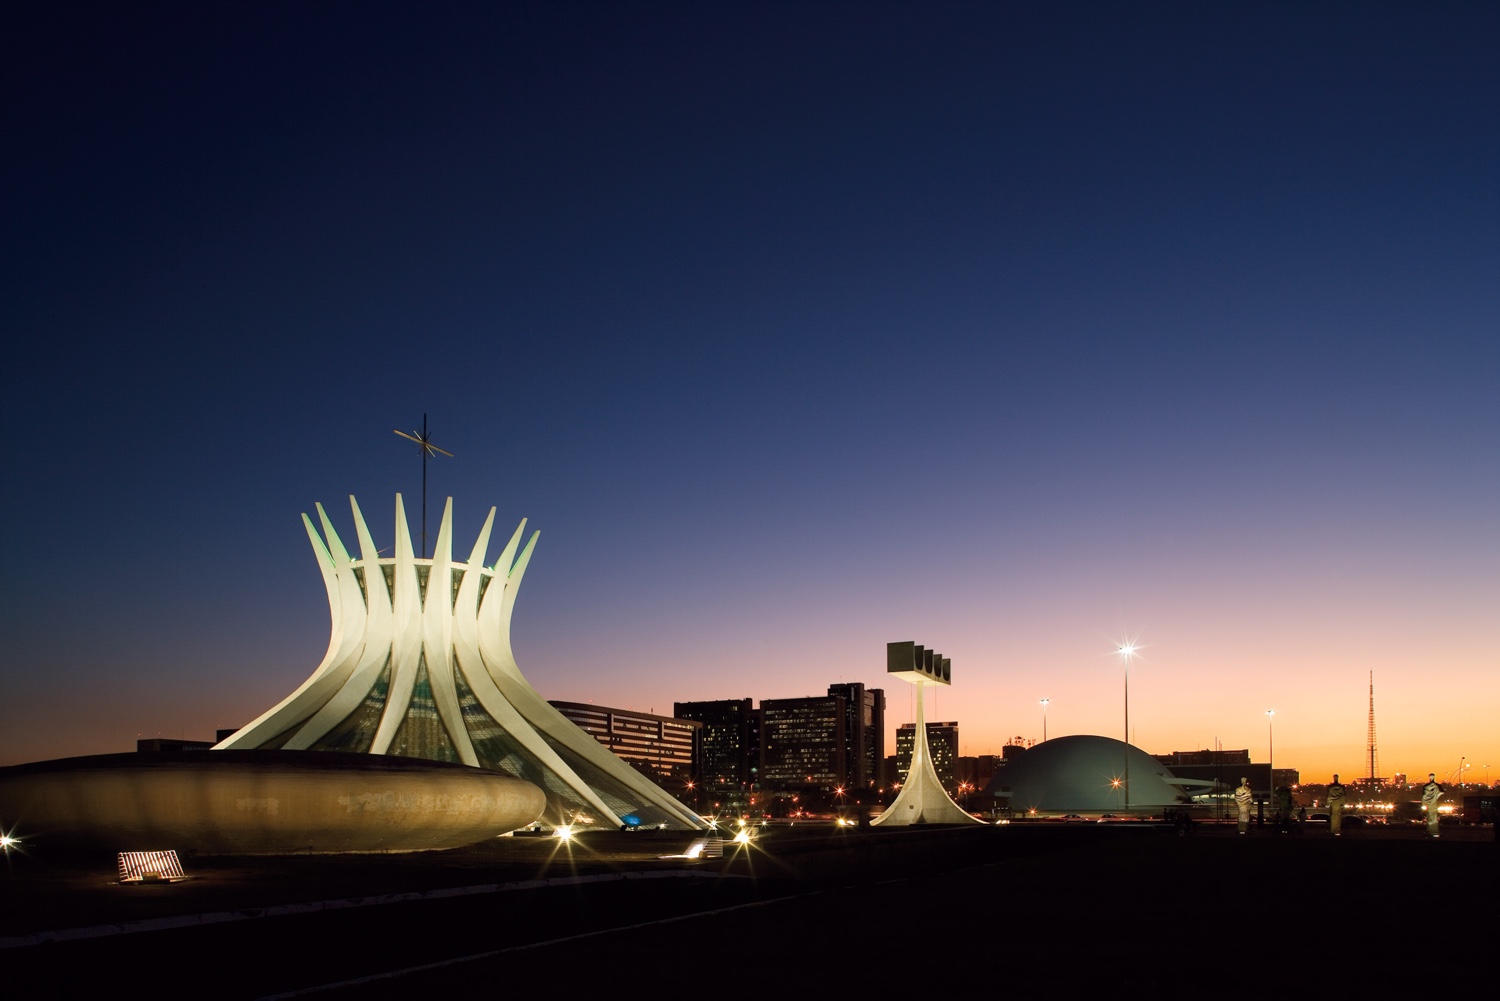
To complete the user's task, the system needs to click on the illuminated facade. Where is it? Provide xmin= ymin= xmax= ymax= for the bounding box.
xmin=827 ymin=682 xmax=886 ymax=789
xmin=216 ymin=495 xmax=703 ymax=830
xmin=895 ymin=721 xmax=959 ymax=790
xmin=674 ymin=698 xmax=758 ymax=788
xmin=549 ymin=701 xmax=698 ymax=783
xmin=760 ymin=696 xmax=846 ymax=789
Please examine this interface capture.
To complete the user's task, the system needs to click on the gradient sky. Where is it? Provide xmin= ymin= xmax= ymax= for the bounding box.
xmin=4 ymin=3 xmax=1496 ymax=784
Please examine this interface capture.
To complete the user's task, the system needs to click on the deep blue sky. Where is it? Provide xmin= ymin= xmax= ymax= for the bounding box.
xmin=4 ymin=2 xmax=1496 ymax=777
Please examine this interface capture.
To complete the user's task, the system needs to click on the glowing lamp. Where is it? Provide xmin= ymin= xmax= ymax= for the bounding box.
xmin=118 ymin=851 xmax=185 ymax=883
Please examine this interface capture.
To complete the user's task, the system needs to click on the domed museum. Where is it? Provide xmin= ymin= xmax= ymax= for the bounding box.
xmin=985 ymin=734 xmax=1211 ymax=815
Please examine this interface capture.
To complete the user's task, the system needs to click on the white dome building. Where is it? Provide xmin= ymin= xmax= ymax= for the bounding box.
xmin=986 ymin=735 xmax=1203 ymax=815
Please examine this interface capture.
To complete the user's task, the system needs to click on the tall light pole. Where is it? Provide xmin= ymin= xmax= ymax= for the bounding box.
xmin=1117 ymin=643 xmax=1137 ymax=813
xmin=1266 ymin=709 xmax=1276 ymax=817
xmin=1039 ymin=698 xmax=1050 ymax=743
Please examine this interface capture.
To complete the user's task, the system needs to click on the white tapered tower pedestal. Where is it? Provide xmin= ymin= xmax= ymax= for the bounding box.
xmin=874 ymin=642 xmax=985 ymax=827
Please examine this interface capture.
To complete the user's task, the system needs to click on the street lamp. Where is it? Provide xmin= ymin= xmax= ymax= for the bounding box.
xmin=1116 ymin=643 xmax=1137 ymax=813
xmin=1453 ymin=756 xmax=1466 ymax=791
xmin=1266 ymin=709 xmax=1276 ymax=821
xmin=1039 ymin=698 xmax=1050 ymax=743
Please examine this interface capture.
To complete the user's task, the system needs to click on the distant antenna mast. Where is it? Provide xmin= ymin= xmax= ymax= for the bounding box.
xmin=393 ymin=414 xmax=453 ymax=558
xmin=1366 ymin=671 xmax=1380 ymax=784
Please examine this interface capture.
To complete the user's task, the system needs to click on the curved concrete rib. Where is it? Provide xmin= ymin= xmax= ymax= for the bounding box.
xmin=371 ymin=494 xmax=421 ymax=755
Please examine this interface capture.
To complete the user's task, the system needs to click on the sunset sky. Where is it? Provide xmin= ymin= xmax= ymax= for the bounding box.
xmin=4 ymin=3 xmax=1495 ymax=784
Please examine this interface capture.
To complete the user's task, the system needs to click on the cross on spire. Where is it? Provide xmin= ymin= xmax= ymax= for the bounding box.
xmin=393 ymin=414 xmax=452 ymax=558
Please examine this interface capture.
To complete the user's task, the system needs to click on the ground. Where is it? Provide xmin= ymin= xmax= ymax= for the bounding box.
xmin=3 ymin=821 xmax=1494 ymax=996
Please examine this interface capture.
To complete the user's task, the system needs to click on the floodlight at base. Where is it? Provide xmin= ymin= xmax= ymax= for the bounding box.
xmin=660 ymin=835 xmax=725 ymax=859
xmin=118 ymin=850 xmax=185 ymax=883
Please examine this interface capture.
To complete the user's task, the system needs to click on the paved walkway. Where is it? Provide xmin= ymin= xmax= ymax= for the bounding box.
xmin=4 ymin=823 xmax=1494 ymax=996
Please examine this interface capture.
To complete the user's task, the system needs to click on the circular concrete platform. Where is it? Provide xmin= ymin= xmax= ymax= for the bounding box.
xmin=0 ymin=750 xmax=546 ymax=854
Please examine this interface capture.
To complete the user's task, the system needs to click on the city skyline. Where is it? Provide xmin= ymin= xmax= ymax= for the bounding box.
xmin=3 ymin=4 xmax=1495 ymax=783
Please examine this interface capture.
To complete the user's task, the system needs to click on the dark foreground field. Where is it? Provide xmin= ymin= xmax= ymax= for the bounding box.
xmin=3 ymin=822 xmax=1494 ymax=997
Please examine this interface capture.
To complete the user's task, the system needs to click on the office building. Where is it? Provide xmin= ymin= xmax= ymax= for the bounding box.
xmin=827 ymin=682 xmax=885 ymax=789
xmin=760 ymin=696 xmax=847 ymax=790
xmin=550 ymin=701 xmax=699 ymax=783
xmin=674 ymin=698 xmax=758 ymax=788
xmin=895 ymin=721 xmax=959 ymax=790
xmin=1154 ymin=748 xmax=1270 ymax=797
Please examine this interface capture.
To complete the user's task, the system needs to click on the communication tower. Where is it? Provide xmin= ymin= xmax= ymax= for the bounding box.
xmin=1365 ymin=671 xmax=1384 ymax=786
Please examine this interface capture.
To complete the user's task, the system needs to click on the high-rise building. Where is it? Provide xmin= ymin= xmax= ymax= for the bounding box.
xmin=549 ymin=702 xmax=699 ymax=783
xmin=673 ymin=698 xmax=758 ymax=789
xmin=759 ymin=696 xmax=847 ymax=790
xmin=895 ymin=721 xmax=959 ymax=790
xmin=670 ymin=681 xmax=886 ymax=795
xmin=826 ymin=682 xmax=885 ymax=789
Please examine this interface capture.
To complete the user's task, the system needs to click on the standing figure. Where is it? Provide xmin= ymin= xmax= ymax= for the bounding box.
xmin=1276 ymin=785 xmax=1294 ymax=833
xmin=1421 ymin=773 xmax=1443 ymax=838
xmin=1233 ymin=777 xmax=1254 ymax=834
xmin=1328 ymin=774 xmax=1347 ymax=836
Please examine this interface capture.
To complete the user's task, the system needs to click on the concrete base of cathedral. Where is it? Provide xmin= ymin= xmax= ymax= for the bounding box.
xmin=0 ymin=750 xmax=546 ymax=854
